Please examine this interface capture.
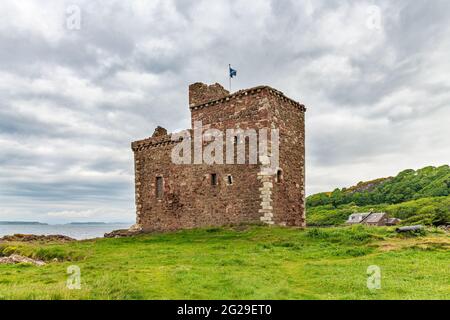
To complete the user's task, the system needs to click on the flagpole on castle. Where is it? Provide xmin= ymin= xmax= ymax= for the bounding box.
xmin=229 ymin=64 xmax=237 ymax=92
xmin=229 ymin=64 xmax=231 ymax=92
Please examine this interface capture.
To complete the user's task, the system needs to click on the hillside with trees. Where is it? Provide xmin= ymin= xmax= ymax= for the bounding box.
xmin=307 ymin=165 xmax=450 ymax=226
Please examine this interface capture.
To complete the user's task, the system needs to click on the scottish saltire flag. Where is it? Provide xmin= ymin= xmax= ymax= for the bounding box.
xmin=229 ymin=65 xmax=237 ymax=78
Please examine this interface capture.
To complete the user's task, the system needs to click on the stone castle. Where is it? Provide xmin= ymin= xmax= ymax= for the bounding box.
xmin=131 ymin=82 xmax=306 ymax=232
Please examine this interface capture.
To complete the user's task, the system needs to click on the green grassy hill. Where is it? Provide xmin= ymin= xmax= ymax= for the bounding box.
xmin=307 ymin=165 xmax=450 ymax=226
xmin=0 ymin=225 xmax=448 ymax=300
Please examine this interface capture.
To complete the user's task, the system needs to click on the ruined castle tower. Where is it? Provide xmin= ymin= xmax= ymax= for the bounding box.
xmin=131 ymin=82 xmax=306 ymax=232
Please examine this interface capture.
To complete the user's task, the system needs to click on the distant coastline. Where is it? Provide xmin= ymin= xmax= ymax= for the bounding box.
xmin=0 ymin=221 xmax=48 ymax=225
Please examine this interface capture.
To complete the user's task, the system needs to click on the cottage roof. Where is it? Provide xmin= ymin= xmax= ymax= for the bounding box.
xmin=361 ymin=212 xmax=387 ymax=223
xmin=349 ymin=213 xmax=370 ymax=219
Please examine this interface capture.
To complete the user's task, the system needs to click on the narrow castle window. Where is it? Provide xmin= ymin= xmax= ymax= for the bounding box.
xmin=156 ymin=176 xmax=164 ymax=198
xmin=211 ymin=173 xmax=218 ymax=186
xmin=276 ymin=170 xmax=283 ymax=183
xmin=227 ymin=175 xmax=233 ymax=185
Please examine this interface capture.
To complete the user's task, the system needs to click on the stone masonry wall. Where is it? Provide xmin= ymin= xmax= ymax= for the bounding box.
xmin=268 ymin=91 xmax=306 ymax=226
xmin=132 ymin=84 xmax=306 ymax=232
xmin=189 ymin=82 xmax=229 ymax=107
xmin=133 ymin=138 xmax=262 ymax=232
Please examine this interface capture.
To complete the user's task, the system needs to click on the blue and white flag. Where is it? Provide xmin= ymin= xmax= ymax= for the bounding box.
xmin=229 ymin=65 xmax=237 ymax=78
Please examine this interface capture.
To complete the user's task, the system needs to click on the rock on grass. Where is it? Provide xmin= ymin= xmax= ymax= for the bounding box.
xmin=0 ymin=254 xmax=46 ymax=266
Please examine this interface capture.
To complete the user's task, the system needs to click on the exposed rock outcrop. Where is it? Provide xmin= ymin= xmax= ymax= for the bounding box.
xmin=104 ymin=229 xmax=143 ymax=238
xmin=0 ymin=254 xmax=46 ymax=266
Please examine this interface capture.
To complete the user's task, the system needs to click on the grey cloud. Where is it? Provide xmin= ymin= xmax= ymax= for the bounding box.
xmin=1 ymin=180 xmax=133 ymax=202
xmin=0 ymin=0 xmax=449 ymax=222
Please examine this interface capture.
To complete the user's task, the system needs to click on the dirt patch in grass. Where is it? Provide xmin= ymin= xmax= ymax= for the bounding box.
xmin=377 ymin=236 xmax=450 ymax=252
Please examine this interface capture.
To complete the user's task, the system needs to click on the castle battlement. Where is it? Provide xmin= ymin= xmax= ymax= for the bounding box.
xmin=189 ymin=84 xmax=306 ymax=112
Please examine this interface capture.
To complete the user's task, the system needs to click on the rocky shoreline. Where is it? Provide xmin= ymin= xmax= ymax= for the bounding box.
xmin=0 ymin=234 xmax=76 ymax=242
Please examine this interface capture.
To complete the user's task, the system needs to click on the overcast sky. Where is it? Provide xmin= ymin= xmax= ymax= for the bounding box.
xmin=0 ymin=0 xmax=449 ymax=223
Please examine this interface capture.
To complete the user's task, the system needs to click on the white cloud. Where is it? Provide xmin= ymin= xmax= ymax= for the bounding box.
xmin=0 ymin=1 xmax=67 ymax=43
xmin=47 ymin=209 xmax=97 ymax=218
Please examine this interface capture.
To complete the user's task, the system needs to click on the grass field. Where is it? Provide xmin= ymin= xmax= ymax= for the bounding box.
xmin=0 ymin=225 xmax=448 ymax=300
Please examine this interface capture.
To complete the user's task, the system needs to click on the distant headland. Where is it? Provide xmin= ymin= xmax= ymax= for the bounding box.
xmin=0 ymin=221 xmax=48 ymax=225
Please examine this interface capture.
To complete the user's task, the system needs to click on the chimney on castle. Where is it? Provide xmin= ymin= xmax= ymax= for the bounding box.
xmin=189 ymin=82 xmax=230 ymax=107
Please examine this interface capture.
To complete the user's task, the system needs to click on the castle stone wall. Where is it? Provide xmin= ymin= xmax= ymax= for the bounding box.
xmin=132 ymin=83 xmax=306 ymax=232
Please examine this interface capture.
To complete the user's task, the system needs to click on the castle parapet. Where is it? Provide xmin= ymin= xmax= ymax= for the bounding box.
xmin=189 ymin=82 xmax=229 ymax=107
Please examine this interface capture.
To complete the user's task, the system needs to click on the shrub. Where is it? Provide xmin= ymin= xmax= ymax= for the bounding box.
xmin=306 ymin=228 xmax=329 ymax=239
xmin=0 ymin=246 xmax=19 ymax=257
